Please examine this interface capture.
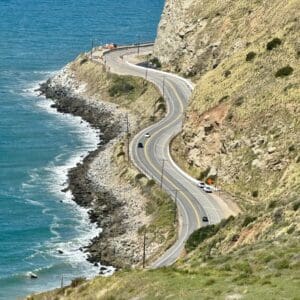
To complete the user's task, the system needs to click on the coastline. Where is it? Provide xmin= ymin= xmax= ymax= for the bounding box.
xmin=38 ymin=62 xmax=156 ymax=270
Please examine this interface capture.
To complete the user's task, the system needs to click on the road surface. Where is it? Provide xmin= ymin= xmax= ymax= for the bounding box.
xmin=94 ymin=45 xmax=235 ymax=267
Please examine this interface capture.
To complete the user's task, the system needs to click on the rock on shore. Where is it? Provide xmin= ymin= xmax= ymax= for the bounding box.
xmin=38 ymin=64 xmax=152 ymax=269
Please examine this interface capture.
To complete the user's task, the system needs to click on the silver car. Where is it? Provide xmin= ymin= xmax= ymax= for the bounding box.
xmin=203 ymin=185 xmax=213 ymax=193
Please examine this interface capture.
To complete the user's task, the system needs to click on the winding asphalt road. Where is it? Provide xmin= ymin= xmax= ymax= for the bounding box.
xmin=97 ymin=45 xmax=235 ymax=267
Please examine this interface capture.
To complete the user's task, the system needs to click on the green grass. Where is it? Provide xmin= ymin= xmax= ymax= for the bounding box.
xmin=31 ymin=245 xmax=300 ymax=299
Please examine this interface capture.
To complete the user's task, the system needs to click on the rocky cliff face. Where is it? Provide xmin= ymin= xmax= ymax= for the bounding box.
xmin=155 ymin=0 xmax=300 ymax=77
xmin=155 ymin=0 xmax=300 ymax=248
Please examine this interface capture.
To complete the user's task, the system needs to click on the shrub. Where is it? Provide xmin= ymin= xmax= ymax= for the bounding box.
xmin=274 ymin=259 xmax=290 ymax=269
xmin=155 ymin=103 xmax=166 ymax=113
xmin=146 ymin=179 xmax=156 ymax=187
xmin=185 ymin=225 xmax=219 ymax=252
xmin=231 ymin=234 xmax=240 ymax=242
xmin=219 ymin=95 xmax=229 ymax=103
xmin=205 ymin=278 xmax=216 ymax=286
xmin=149 ymin=57 xmax=162 ymax=68
xmin=273 ymin=208 xmax=283 ymax=223
xmin=70 ymin=277 xmax=86 ymax=288
xmin=108 ymin=78 xmax=134 ymax=96
xmin=246 ymin=51 xmax=256 ymax=61
xmin=199 ymin=167 xmax=210 ymax=180
xmin=234 ymin=96 xmax=244 ymax=106
xmin=234 ymin=261 xmax=253 ymax=274
xmin=116 ymin=151 xmax=125 ymax=157
xmin=226 ymin=112 xmax=234 ymax=122
xmin=80 ymin=57 xmax=88 ymax=65
xmin=224 ymin=70 xmax=231 ymax=77
xmin=242 ymin=215 xmax=257 ymax=227
xmin=275 ymin=65 xmax=293 ymax=78
xmin=292 ymin=201 xmax=300 ymax=211
xmin=287 ymin=225 xmax=295 ymax=234
xmin=268 ymin=200 xmax=278 ymax=209
xmin=266 ymin=38 xmax=282 ymax=51
xmin=252 ymin=190 xmax=259 ymax=198
xmin=288 ymin=144 xmax=296 ymax=152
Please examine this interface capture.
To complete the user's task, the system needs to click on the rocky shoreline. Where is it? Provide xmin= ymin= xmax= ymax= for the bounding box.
xmin=38 ymin=64 xmax=152 ymax=270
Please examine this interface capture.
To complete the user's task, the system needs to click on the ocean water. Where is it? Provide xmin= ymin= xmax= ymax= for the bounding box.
xmin=0 ymin=1 xmax=164 ymax=299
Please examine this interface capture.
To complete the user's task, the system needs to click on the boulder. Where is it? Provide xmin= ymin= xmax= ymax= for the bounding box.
xmin=27 ymin=272 xmax=38 ymax=279
xmin=268 ymin=146 xmax=276 ymax=154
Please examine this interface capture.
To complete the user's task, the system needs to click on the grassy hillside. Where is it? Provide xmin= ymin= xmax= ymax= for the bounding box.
xmin=29 ymin=228 xmax=300 ymax=299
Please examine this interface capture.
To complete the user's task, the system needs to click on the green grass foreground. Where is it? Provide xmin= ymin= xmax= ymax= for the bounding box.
xmin=29 ymin=242 xmax=300 ymax=300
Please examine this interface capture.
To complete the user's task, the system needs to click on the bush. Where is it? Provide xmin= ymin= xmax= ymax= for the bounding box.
xmin=224 ymin=70 xmax=231 ymax=77
xmin=108 ymin=78 xmax=135 ymax=96
xmin=234 ymin=261 xmax=253 ymax=274
xmin=268 ymin=200 xmax=278 ymax=209
xmin=155 ymin=103 xmax=166 ymax=113
xmin=267 ymin=38 xmax=282 ymax=51
xmin=146 ymin=179 xmax=156 ymax=187
xmin=234 ymin=96 xmax=244 ymax=106
xmin=149 ymin=57 xmax=162 ymax=69
xmin=275 ymin=65 xmax=293 ymax=77
xmin=246 ymin=51 xmax=256 ymax=61
xmin=219 ymin=95 xmax=229 ymax=103
xmin=292 ymin=201 xmax=300 ymax=211
xmin=70 ymin=277 xmax=86 ymax=288
xmin=274 ymin=259 xmax=290 ymax=270
xmin=198 ymin=167 xmax=210 ymax=180
xmin=242 ymin=215 xmax=257 ymax=227
xmin=80 ymin=57 xmax=88 ymax=65
xmin=185 ymin=225 xmax=219 ymax=252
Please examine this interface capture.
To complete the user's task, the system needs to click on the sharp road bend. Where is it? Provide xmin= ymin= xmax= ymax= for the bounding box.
xmin=93 ymin=44 xmax=237 ymax=268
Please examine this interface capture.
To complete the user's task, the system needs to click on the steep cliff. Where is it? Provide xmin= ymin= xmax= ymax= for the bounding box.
xmin=155 ymin=0 xmax=299 ymax=243
xmin=155 ymin=0 xmax=300 ymax=77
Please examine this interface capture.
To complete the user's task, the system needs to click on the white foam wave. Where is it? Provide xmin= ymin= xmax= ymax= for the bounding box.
xmin=24 ymin=198 xmax=44 ymax=208
xmin=20 ymin=70 xmax=58 ymax=98
xmin=20 ymin=71 xmax=110 ymax=279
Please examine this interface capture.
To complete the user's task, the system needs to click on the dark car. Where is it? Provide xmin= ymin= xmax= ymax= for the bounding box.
xmin=202 ymin=216 xmax=208 ymax=222
xmin=138 ymin=142 xmax=143 ymax=148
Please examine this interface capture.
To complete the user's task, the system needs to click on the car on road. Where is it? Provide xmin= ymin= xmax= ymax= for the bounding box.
xmin=203 ymin=185 xmax=213 ymax=193
xmin=144 ymin=133 xmax=151 ymax=138
xmin=197 ymin=181 xmax=205 ymax=188
xmin=138 ymin=142 xmax=143 ymax=148
xmin=202 ymin=216 xmax=209 ymax=222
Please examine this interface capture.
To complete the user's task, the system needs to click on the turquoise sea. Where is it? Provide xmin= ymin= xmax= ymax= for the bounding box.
xmin=0 ymin=1 xmax=164 ymax=298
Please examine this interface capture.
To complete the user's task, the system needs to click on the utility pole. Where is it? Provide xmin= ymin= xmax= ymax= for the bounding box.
xmin=160 ymin=159 xmax=167 ymax=189
xmin=137 ymin=34 xmax=141 ymax=56
xmin=218 ymin=152 xmax=222 ymax=196
xmin=142 ymin=229 xmax=147 ymax=268
xmin=173 ymin=189 xmax=179 ymax=224
xmin=162 ymin=77 xmax=165 ymax=97
xmin=145 ymin=68 xmax=148 ymax=80
xmin=126 ymin=113 xmax=130 ymax=162
xmin=91 ymin=39 xmax=94 ymax=59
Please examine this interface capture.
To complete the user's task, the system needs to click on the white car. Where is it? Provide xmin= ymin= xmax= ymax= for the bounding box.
xmin=197 ymin=181 xmax=205 ymax=188
xmin=144 ymin=133 xmax=151 ymax=138
xmin=203 ymin=185 xmax=213 ymax=193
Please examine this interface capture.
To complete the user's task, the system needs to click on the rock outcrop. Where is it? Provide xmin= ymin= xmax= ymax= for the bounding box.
xmin=156 ymin=0 xmax=300 ymax=250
